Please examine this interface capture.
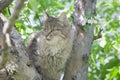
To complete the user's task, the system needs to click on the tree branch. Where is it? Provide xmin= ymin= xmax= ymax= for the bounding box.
xmin=0 ymin=13 xmax=41 ymax=80
xmin=3 ymin=0 xmax=26 ymax=47
xmin=64 ymin=0 xmax=96 ymax=80
xmin=0 ymin=0 xmax=13 ymax=11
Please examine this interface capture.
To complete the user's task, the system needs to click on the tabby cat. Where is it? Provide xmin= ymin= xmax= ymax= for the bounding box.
xmin=27 ymin=12 xmax=74 ymax=80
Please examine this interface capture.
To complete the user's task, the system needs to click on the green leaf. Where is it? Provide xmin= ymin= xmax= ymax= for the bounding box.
xmin=109 ymin=67 xmax=118 ymax=80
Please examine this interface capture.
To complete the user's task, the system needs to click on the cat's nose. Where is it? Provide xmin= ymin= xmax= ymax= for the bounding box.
xmin=46 ymin=35 xmax=51 ymax=40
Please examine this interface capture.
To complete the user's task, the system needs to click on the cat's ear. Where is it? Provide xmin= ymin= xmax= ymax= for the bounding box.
xmin=58 ymin=12 xmax=68 ymax=23
xmin=43 ymin=12 xmax=50 ymax=21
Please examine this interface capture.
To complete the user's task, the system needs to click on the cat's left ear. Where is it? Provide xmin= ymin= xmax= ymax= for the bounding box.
xmin=58 ymin=12 xmax=68 ymax=23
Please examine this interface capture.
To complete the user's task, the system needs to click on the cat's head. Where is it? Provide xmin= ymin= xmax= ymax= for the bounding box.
xmin=43 ymin=12 xmax=71 ymax=40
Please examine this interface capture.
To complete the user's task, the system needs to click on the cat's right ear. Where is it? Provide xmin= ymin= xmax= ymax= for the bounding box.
xmin=43 ymin=12 xmax=50 ymax=21
xmin=58 ymin=12 xmax=69 ymax=26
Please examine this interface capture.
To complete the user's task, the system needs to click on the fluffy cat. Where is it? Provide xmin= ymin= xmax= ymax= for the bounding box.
xmin=27 ymin=12 xmax=74 ymax=80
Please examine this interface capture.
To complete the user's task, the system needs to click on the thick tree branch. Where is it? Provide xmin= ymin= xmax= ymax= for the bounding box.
xmin=0 ymin=13 xmax=41 ymax=80
xmin=0 ymin=0 xmax=41 ymax=79
xmin=0 ymin=0 xmax=13 ymax=11
xmin=64 ymin=0 xmax=96 ymax=80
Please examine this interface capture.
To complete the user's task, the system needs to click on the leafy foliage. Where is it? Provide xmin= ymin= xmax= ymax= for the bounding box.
xmin=89 ymin=0 xmax=120 ymax=80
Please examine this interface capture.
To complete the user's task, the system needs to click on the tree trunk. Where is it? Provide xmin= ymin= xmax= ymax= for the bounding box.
xmin=63 ymin=0 xmax=96 ymax=80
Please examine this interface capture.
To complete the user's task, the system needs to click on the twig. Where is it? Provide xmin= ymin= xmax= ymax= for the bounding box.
xmin=93 ymin=28 xmax=103 ymax=40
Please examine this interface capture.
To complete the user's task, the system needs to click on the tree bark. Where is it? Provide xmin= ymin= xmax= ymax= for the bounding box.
xmin=63 ymin=0 xmax=96 ymax=80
